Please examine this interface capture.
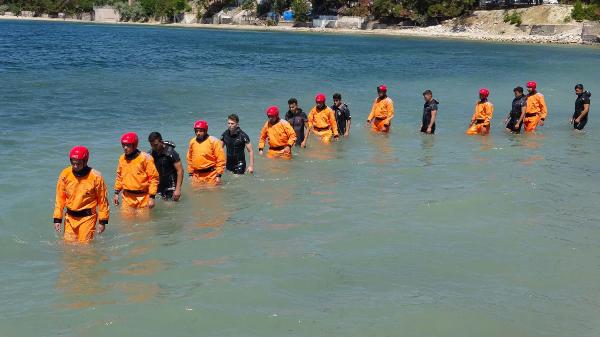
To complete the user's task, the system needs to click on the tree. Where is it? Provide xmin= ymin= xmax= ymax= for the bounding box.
xmin=291 ymin=0 xmax=309 ymax=21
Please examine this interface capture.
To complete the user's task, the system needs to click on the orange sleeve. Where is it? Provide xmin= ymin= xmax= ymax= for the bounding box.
xmin=307 ymin=109 xmax=314 ymax=130
xmin=145 ymin=155 xmax=159 ymax=196
xmin=367 ymin=100 xmax=376 ymax=121
xmin=387 ymin=99 xmax=395 ymax=119
xmin=540 ymin=94 xmax=548 ymax=119
xmin=214 ymin=139 xmax=226 ymax=174
xmin=114 ymin=158 xmax=123 ymax=192
xmin=285 ymin=122 xmax=297 ymax=146
xmin=488 ymin=103 xmax=494 ymax=122
xmin=95 ymin=173 xmax=110 ymax=223
xmin=186 ymin=139 xmax=194 ymax=173
xmin=258 ymin=122 xmax=268 ymax=149
xmin=330 ymin=109 xmax=339 ymax=136
xmin=53 ymin=171 xmax=66 ymax=221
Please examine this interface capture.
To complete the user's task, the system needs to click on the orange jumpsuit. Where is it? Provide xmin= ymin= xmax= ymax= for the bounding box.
xmin=466 ymin=100 xmax=494 ymax=135
xmin=307 ymin=106 xmax=339 ymax=143
xmin=54 ymin=167 xmax=110 ymax=242
xmin=186 ymin=136 xmax=226 ymax=184
xmin=258 ymin=119 xmax=297 ymax=158
xmin=524 ymin=92 xmax=547 ymax=132
xmin=114 ymin=152 xmax=159 ymax=208
xmin=367 ymin=97 xmax=394 ymax=132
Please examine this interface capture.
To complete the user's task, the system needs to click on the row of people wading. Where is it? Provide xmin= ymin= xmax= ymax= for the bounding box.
xmin=53 ymin=82 xmax=591 ymax=242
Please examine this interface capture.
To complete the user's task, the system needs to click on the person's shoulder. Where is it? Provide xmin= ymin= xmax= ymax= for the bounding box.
xmin=239 ymin=129 xmax=250 ymax=138
xmin=280 ymin=119 xmax=293 ymax=128
xmin=91 ymin=168 xmax=104 ymax=180
xmin=59 ymin=166 xmax=71 ymax=177
xmin=141 ymin=152 xmax=154 ymax=162
xmin=209 ymin=135 xmax=221 ymax=143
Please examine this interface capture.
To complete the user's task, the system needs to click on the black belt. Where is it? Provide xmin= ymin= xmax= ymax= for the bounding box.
xmin=313 ymin=126 xmax=330 ymax=131
xmin=525 ymin=113 xmax=538 ymax=117
xmin=269 ymin=145 xmax=287 ymax=151
xmin=66 ymin=208 xmax=93 ymax=217
xmin=194 ymin=167 xmax=215 ymax=173
xmin=374 ymin=117 xmax=386 ymax=120
xmin=475 ymin=119 xmax=486 ymax=124
xmin=124 ymin=189 xmax=147 ymax=195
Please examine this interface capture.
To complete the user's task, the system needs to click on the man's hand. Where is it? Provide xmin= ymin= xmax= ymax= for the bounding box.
xmin=54 ymin=222 xmax=61 ymax=232
xmin=539 ymin=119 xmax=545 ymax=126
xmin=247 ymin=166 xmax=254 ymax=174
xmin=98 ymin=224 xmax=106 ymax=234
xmin=333 ymin=135 xmax=339 ymax=141
xmin=173 ymin=188 xmax=181 ymax=201
xmin=216 ymin=176 xmax=222 ymax=184
xmin=259 ymin=150 xmax=264 ymax=155
xmin=148 ymin=198 xmax=155 ymax=209
xmin=344 ymin=132 xmax=349 ymax=137
xmin=300 ymin=141 xmax=306 ymax=148
xmin=283 ymin=146 xmax=291 ymax=154
xmin=575 ymin=118 xmax=581 ymax=124
xmin=426 ymin=127 xmax=432 ymax=134
xmin=366 ymin=120 xmax=371 ymax=126
xmin=113 ymin=194 xmax=120 ymax=206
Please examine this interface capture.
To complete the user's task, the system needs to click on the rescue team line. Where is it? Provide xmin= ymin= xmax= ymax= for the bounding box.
xmin=53 ymin=83 xmax=591 ymax=242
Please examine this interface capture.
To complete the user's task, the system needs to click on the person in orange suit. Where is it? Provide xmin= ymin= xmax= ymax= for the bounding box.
xmin=186 ymin=120 xmax=226 ymax=185
xmin=466 ymin=88 xmax=494 ymax=135
xmin=305 ymin=93 xmax=339 ymax=145
xmin=53 ymin=146 xmax=110 ymax=243
xmin=367 ymin=85 xmax=395 ymax=133
xmin=114 ymin=132 xmax=159 ymax=209
xmin=523 ymin=81 xmax=548 ymax=132
xmin=259 ymin=106 xmax=297 ymax=158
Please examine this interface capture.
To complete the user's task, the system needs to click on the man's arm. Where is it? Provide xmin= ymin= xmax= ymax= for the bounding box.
xmin=173 ymin=161 xmax=183 ymax=201
xmin=96 ymin=174 xmax=109 ymax=233
xmin=245 ymin=143 xmax=254 ymax=174
xmin=428 ymin=109 xmax=437 ymax=132
xmin=53 ymin=174 xmax=66 ymax=231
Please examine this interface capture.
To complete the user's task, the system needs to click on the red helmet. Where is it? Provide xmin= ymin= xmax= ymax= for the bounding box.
xmin=266 ymin=106 xmax=279 ymax=117
xmin=377 ymin=84 xmax=387 ymax=92
xmin=121 ymin=132 xmax=139 ymax=148
xmin=479 ymin=88 xmax=490 ymax=98
xmin=69 ymin=146 xmax=89 ymax=161
xmin=315 ymin=93 xmax=326 ymax=103
xmin=194 ymin=120 xmax=208 ymax=130
xmin=527 ymin=81 xmax=537 ymax=89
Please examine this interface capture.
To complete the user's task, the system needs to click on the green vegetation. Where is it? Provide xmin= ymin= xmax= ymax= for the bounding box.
xmin=571 ymin=0 xmax=600 ymax=21
xmin=291 ymin=0 xmax=309 ymax=22
xmin=503 ymin=10 xmax=522 ymax=25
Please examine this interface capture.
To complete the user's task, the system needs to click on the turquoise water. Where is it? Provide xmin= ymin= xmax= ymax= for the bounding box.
xmin=1 ymin=20 xmax=600 ymax=337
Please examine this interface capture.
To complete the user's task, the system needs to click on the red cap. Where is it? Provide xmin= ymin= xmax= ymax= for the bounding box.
xmin=194 ymin=120 xmax=208 ymax=130
xmin=479 ymin=88 xmax=490 ymax=98
xmin=69 ymin=146 xmax=89 ymax=161
xmin=315 ymin=93 xmax=326 ymax=103
xmin=266 ymin=106 xmax=279 ymax=117
xmin=121 ymin=132 xmax=139 ymax=148
xmin=377 ymin=85 xmax=387 ymax=92
xmin=527 ymin=81 xmax=537 ymax=89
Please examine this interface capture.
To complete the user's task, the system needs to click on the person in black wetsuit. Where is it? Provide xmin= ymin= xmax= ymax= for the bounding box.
xmin=221 ymin=114 xmax=254 ymax=174
xmin=148 ymin=132 xmax=183 ymax=201
xmin=572 ymin=84 xmax=591 ymax=131
xmin=284 ymin=98 xmax=308 ymax=147
xmin=331 ymin=93 xmax=351 ymax=137
xmin=421 ymin=90 xmax=438 ymax=134
xmin=505 ymin=86 xmax=527 ymax=134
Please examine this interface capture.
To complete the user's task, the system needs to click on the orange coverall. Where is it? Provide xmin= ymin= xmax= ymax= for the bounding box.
xmin=114 ymin=152 xmax=159 ymax=208
xmin=367 ymin=97 xmax=395 ymax=132
xmin=524 ymin=92 xmax=547 ymax=132
xmin=54 ymin=167 xmax=110 ymax=242
xmin=466 ymin=101 xmax=494 ymax=135
xmin=307 ymin=106 xmax=339 ymax=143
xmin=258 ymin=119 xmax=297 ymax=158
xmin=186 ymin=136 xmax=226 ymax=184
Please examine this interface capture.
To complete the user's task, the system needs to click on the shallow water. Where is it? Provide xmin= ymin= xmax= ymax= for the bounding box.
xmin=1 ymin=20 xmax=599 ymax=337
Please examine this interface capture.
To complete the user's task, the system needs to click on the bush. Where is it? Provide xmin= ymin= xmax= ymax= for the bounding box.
xmin=241 ymin=0 xmax=256 ymax=11
xmin=291 ymin=0 xmax=309 ymax=21
xmin=503 ymin=10 xmax=522 ymax=26
xmin=0 ymin=4 xmax=9 ymax=13
xmin=572 ymin=0 xmax=586 ymax=20
xmin=572 ymin=0 xmax=600 ymax=21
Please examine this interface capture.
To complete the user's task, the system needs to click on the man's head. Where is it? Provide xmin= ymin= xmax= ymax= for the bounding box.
xmin=121 ymin=132 xmax=139 ymax=155
xmin=194 ymin=120 xmax=208 ymax=139
xmin=513 ymin=86 xmax=524 ymax=97
xmin=422 ymin=89 xmax=432 ymax=102
xmin=148 ymin=132 xmax=164 ymax=154
xmin=575 ymin=83 xmax=584 ymax=95
xmin=69 ymin=145 xmax=89 ymax=172
xmin=333 ymin=93 xmax=342 ymax=107
xmin=479 ymin=88 xmax=490 ymax=101
xmin=288 ymin=98 xmax=298 ymax=112
xmin=527 ymin=81 xmax=537 ymax=94
xmin=227 ymin=114 xmax=240 ymax=132
xmin=377 ymin=84 xmax=387 ymax=98
xmin=266 ymin=106 xmax=280 ymax=124
xmin=315 ymin=93 xmax=326 ymax=109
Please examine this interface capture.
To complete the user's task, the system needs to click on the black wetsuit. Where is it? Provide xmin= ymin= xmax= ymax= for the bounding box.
xmin=331 ymin=103 xmax=351 ymax=135
xmin=221 ymin=127 xmax=250 ymax=174
xmin=421 ymin=99 xmax=439 ymax=134
xmin=573 ymin=91 xmax=591 ymax=130
xmin=506 ymin=95 xmax=527 ymax=133
xmin=285 ymin=108 xmax=308 ymax=146
xmin=149 ymin=142 xmax=180 ymax=199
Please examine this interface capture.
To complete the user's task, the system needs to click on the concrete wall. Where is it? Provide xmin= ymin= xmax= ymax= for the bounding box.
xmin=582 ymin=22 xmax=600 ymax=43
xmin=93 ymin=6 xmax=119 ymax=22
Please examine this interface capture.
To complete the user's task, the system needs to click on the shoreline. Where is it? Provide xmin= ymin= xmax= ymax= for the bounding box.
xmin=1 ymin=15 xmax=596 ymax=46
